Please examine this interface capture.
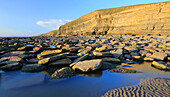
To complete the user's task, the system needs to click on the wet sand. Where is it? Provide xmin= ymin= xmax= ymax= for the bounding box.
xmin=102 ymin=78 xmax=170 ymax=97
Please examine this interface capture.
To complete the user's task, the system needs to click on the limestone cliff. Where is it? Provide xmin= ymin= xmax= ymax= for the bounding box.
xmin=46 ymin=1 xmax=170 ymax=36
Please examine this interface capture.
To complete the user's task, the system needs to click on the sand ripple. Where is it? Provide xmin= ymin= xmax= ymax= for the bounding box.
xmin=102 ymin=78 xmax=170 ymax=97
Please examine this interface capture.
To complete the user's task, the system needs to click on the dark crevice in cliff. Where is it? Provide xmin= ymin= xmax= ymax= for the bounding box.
xmin=92 ymin=31 xmax=96 ymax=35
xmin=105 ymin=31 xmax=108 ymax=34
xmin=146 ymin=27 xmax=148 ymax=30
xmin=159 ymin=8 xmax=162 ymax=13
xmin=99 ymin=14 xmax=101 ymax=18
xmin=161 ymin=24 xmax=164 ymax=29
xmin=153 ymin=26 xmax=155 ymax=30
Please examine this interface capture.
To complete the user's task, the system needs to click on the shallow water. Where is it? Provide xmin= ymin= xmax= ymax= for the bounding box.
xmin=0 ymin=62 xmax=170 ymax=97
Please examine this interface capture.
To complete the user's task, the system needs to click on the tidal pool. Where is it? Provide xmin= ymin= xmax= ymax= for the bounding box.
xmin=0 ymin=62 xmax=170 ymax=97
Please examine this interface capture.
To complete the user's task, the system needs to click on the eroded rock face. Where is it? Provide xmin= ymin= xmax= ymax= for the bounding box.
xmin=45 ymin=1 xmax=170 ymax=36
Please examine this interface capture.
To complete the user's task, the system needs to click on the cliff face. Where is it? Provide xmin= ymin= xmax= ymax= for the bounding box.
xmin=42 ymin=30 xmax=59 ymax=37
xmin=48 ymin=1 xmax=170 ymax=36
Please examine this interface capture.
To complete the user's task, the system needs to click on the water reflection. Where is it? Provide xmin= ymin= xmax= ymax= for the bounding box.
xmin=0 ymin=73 xmax=1 ymax=86
xmin=0 ymin=62 xmax=170 ymax=97
xmin=41 ymin=66 xmax=64 ymax=76
xmin=41 ymin=67 xmax=103 ymax=78
xmin=121 ymin=65 xmax=132 ymax=68
xmin=79 ymin=71 xmax=103 ymax=78
xmin=5 ymin=74 xmax=46 ymax=90
xmin=41 ymin=68 xmax=57 ymax=76
xmin=0 ymin=70 xmax=22 ymax=82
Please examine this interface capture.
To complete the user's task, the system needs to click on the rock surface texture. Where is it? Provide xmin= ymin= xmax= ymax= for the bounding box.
xmin=151 ymin=61 xmax=170 ymax=70
xmin=51 ymin=67 xmax=76 ymax=79
xmin=21 ymin=64 xmax=45 ymax=72
xmin=72 ymin=59 xmax=103 ymax=73
xmin=45 ymin=1 xmax=170 ymax=36
xmin=109 ymin=68 xmax=141 ymax=73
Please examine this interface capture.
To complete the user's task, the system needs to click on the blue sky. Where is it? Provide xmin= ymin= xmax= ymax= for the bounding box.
xmin=0 ymin=0 xmax=169 ymax=37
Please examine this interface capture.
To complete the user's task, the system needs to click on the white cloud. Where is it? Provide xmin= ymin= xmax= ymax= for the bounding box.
xmin=36 ymin=19 xmax=72 ymax=30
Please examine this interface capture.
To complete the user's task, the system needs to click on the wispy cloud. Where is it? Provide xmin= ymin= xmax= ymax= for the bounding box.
xmin=36 ymin=19 xmax=72 ymax=30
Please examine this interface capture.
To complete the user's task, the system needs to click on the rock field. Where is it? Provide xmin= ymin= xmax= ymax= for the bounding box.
xmin=0 ymin=34 xmax=170 ymax=78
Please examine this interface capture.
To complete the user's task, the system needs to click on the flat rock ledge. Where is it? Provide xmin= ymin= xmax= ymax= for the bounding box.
xmin=151 ymin=61 xmax=170 ymax=70
xmin=109 ymin=68 xmax=141 ymax=73
xmin=72 ymin=59 xmax=103 ymax=73
xmin=21 ymin=64 xmax=46 ymax=72
xmin=102 ymin=78 xmax=170 ymax=97
xmin=0 ymin=62 xmax=23 ymax=71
